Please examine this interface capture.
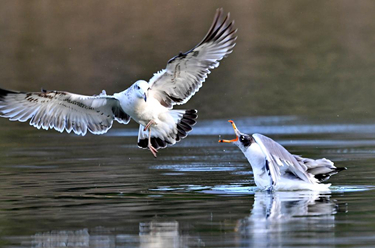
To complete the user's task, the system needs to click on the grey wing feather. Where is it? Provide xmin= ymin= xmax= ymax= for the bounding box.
xmin=0 ymin=88 xmax=130 ymax=136
xmin=252 ymin=133 xmax=314 ymax=185
xmin=148 ymin=8 xmax=237 ymax=108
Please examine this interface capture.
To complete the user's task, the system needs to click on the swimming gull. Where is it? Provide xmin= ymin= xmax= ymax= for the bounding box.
xmin=219 ymin=120 xmax=346 ymax=191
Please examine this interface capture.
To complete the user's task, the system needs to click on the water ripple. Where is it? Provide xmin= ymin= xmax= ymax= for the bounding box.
xmin=107 ymin=117 xmax=375 ymax=138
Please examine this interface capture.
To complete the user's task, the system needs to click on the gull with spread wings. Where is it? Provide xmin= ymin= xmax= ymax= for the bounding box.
xmin=219 ymin=120 xmax=346 ymax=191
xmin=0 ymin=9 xmax=237 ymax=157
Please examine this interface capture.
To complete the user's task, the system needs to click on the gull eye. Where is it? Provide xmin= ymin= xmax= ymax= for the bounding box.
xmin=136 ymin=85 xmax=140 ymax=90
xmin=240 ymin=135 xmax=251 ymax=146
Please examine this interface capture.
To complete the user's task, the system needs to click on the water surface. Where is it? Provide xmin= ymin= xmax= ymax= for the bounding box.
xmin=1 ymin=117 xmax=375 ymax=247
xmin=2 ymin=1 xmax=375 ymax=247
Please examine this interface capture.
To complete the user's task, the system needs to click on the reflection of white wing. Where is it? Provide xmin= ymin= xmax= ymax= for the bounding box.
xmin=139 ymin=221 xmax=180 ymax=248
xmin=236 ymin=191 xmax=336 ymax=247
xmin=0 ymin=88 xmax=130 ymax=136
xmin=250 ymin=191 xmax=334 ymax=220
xmin=149 ymin=8 xmax=237 ymax=108
xmin=252 ymin=134 xmax=314 ymax=185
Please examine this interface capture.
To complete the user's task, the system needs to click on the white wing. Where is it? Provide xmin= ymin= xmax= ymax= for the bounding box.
xmin=252 ymin=133 xmax=315 ymax=185
xmin=0 ymin=88 xmax=130 ymax=136
xmin=148 ymin=8 xmax=237 ymax=108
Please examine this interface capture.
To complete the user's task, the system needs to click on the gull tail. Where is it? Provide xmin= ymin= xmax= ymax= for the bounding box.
xmin=137 ymin=109 xmax=198 ymax=150
xmin=294 ymin=155 xmax=347 ymax=182
xmin=173 ymin=109 xmax=198 ymax=142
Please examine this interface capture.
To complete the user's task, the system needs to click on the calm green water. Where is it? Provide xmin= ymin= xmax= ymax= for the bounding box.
xmin=1 ymin=1 xmax=375 ymax=247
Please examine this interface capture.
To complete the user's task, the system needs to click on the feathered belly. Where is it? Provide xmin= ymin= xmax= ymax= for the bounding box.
xmin=125 ymin=98 xmax=166 ymax=126
xmin=246 ymin=144 xmax=272 ymax=189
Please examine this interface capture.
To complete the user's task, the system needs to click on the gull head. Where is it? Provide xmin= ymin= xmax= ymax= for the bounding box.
xmin=133 ymin=80 xmax=150 ymax=102
xmin=219 ymin=120 xmax=253 ymax=152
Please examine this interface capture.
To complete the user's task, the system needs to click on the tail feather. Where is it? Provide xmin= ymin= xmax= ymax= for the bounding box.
xmin=181 ymin=118 xmax=196 ymax=126
xmin=177 ymin=122 xmax=192 ymax=133
xmin=176 ymin=109 xmax=197 ymax=141
xmin=137 ymin=128 xmax=170 ymax=149
xmin=314 ymin=167 xmax=347 ymax=182
xmin=137 ymin=109 xmax=198 ymax=150
xmin=177 ymin=129 xmax=186 ymax=140
xmin=294 ymin=155 xmax=346 ymax=182
xmin=151 ymin=137 xmax=167 ymax=149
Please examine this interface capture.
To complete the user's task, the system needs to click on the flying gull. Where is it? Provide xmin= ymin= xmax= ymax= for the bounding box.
xmin=0 ymin=9 xmax=237 ymax=157
xmin=219 ymin=120 xmax=346 ymax=191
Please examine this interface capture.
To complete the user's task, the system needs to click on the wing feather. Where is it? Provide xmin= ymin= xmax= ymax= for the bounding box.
xmin=252 ymin=133 xmax=314 ymax=185
xmin=0 ymin=88 xmax=131 ymax=136
xmin=148 ymin=8 xmax=237 ymax=108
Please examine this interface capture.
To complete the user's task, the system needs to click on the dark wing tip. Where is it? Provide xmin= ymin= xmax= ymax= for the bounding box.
xmin=197 ymin=9 xmax=237 ymax=47
xmin=138 ymin=137 xmax=168 ymax=150
xmin=167 ymin=9 xmax=237 ymax=65
xmin=314 ymin=166 xmax=347 ymax=183
xmin=138 ymin=139 xmax=148 ymax=149
xmin=0 ymin=88 xmax=18 ymax=100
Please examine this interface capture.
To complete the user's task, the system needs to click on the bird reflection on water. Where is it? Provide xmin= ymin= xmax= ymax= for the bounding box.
xmin=16 ymin=191 xmax=340 ymax=248
xmin=236 ymin=191 xmax=338 ymax=247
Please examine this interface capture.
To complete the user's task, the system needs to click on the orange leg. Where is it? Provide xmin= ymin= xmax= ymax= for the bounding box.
xmin=148 ymin=127 xmax=158 ymax=158
xmin=144 ymin=120 xmax=156 ymax=131
xmin=144 ymin=120 xmax=157 ymax=157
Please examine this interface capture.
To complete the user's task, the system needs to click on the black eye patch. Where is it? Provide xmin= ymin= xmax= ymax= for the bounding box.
xmin=240 ymin=135 xmax=251 ymax=147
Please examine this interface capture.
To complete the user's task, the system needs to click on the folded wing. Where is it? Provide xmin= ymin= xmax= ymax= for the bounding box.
xmin=0 ymin=88 xmax=130 ymax=136
xmin=252 ymin=133 xmax=315 ymax=185
xmin=148 ymin=8 xmax=237 ymax=108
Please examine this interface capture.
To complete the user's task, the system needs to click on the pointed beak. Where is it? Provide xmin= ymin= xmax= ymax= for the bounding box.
xmin=143 ymin=93 xmax=147 ymax=102
xmin=218 ymin=120 xmax=241 ymax=143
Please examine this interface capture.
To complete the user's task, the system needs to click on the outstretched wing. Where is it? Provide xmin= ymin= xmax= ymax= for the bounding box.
xmin=0 ymin=88 xmax=130 ymax=136
xmin=148 ymin=8 xmax=237 ymax=108
xmin=252 ymin=133 xmax=315 ymax=185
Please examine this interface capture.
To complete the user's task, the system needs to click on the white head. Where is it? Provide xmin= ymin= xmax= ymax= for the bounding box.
xmin=219 ymin=120 xmax=253 ymax=153
xmin=133 ymin=80 xmax=150 ymax=102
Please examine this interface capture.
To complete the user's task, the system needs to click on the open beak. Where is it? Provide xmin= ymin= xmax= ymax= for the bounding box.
xmin=143 ymin=93 xmax=147 ymax=102
xmin=218 ymin=120 xmax=241 ymax=143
